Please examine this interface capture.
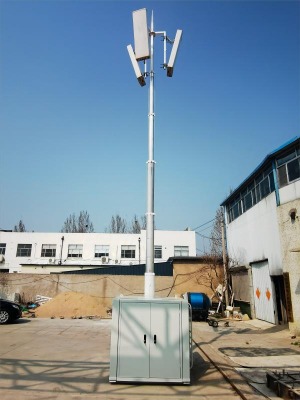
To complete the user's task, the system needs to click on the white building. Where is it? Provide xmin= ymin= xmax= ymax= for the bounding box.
xmin=221 ymin=137 xmax=300 ymax=333
xmin=0 ymin=229 xmax=196 ymax=274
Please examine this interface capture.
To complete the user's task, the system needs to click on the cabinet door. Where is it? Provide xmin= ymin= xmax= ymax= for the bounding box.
xmin=117 ymin=302 xmax=150 ymax=379
xmin=149 ymin=303 xmax=181 ymax=379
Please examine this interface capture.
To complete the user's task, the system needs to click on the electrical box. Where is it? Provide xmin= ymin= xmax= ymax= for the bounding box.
xmin=109 ymin=296 xmax=192 ymax=384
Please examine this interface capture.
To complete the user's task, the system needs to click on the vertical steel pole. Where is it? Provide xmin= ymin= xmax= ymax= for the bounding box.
xmin=144 ymin=12 xmax=155 ymax=298
xmin=221 ymin=216 xmax=229 ymax=307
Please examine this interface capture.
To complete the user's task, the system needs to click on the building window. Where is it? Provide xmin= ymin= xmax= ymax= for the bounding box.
xmin=154 ymin=245 xmax=162 ymax=259
xmin=0 ymin=243 xmax=6 ymax=255
xmin=121 ymin=245 xmax=136 ymax=258
xmin=243 ymin=192 xmax=253 ymax=212
xmin=278 ymin=164 xmax=288 ymax=187
xmin=16 ymin=244 xmax=32 ymax=257
xmin=259 ymin=175 xmax=271 ymax=200
xmin=277 ymin=149 xmax=300 ymax=187
xmin=232 ymin=200 xmax=242 ymax=220
xmin=255 ymin=170 xmax=274 ymax=202
xmin=67 ymin=244 xmax=83 ymax=258
xmin=226 ymin=144 xmax=300 ymax=223
xmin=287 ymin=158 xmax=300 ymax=182
xmin=95 ymin=245 xmax=109 ymax=258
xmin=41 ymin=244 xmax=56 ymax=258
xmin=227 ymin=166 xmax=275 ymax=223
xmin=174 ymin=246 xmax=189 ymax=257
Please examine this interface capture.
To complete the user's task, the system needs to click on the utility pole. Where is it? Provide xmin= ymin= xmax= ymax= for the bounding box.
xmin=144 ymin=12 xmax=155 ymax=298
xmin=221 ymin=216 xmax=229 ymax=307
xmin=127 ymin=8 xmax=182 ymax=298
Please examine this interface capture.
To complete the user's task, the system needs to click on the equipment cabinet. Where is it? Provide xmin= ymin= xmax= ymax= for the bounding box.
xmin=109 ymin=297 xmax=191 ymax=384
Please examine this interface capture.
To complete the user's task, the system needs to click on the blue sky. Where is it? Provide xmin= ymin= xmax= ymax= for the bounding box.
xmin=1 ymin=0 xmax=299 ymax=253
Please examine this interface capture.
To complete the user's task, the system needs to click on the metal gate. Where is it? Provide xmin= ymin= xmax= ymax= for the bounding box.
xmin=252 ymin=261 xmax=276 ymax=324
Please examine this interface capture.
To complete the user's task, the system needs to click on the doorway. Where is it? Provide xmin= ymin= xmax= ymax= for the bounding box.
xmin=252 ymin=260 xmax=277 ymax=324
xmin=272 ymin=275 xmax=289 ymax=324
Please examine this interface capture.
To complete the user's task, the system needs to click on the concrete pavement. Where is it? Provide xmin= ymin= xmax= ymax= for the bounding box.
xmin=1 ymin=316 xmax=299 ymax=400
xmin=192 ymin=318 xmax=300 ymax=399
xmin=0 ymin=317 xmax=242 ymax=400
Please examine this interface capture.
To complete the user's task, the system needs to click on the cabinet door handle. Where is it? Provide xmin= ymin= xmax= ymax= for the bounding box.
xmin=154 ymin=334 xmax=157 ymax=344
xmin=144 ymin=334 xmax=146 ymax=344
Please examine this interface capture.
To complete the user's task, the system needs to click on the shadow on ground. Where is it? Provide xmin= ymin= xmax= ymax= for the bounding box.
xmin=0 ymin=358 xmax=108 ymax=394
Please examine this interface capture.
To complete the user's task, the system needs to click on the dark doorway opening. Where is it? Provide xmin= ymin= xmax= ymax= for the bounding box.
xmin=272 ymin=275 xmax=288 ymax=324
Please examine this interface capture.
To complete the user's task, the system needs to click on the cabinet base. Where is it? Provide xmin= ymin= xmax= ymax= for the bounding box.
xmin=109 ymin=377 xmax=190 ymax=385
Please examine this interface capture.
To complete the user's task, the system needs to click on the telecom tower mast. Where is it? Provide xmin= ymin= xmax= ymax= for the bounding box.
xmin=109 ymin=10 xmax=190 ymax=385
xmin=127 ymin=9 xmax=182 ymax=298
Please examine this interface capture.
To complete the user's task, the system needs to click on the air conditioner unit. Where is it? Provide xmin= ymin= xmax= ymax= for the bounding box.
xmin=101 ymin=256 xmax=109 ymax=264
xmin=0 ymin=254 xmax=5 ymax=263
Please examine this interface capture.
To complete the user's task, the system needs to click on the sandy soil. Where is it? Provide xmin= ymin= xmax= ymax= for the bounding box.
xmin=35 ymin=291 xmax=111 ymax=318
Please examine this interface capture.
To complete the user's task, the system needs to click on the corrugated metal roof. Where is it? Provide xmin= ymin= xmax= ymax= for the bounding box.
xmin=220 ymin=136 xmax=300 ymax=206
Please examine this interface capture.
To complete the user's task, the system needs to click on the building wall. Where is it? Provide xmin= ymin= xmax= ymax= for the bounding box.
xmin=172 ymin=259 xmax=224 ymax=299
xmin=0 ymin=263 xmax=219 ymax=309
xmin=225 ymin=191 xmax=283 ymax=274
xmin=276 ymin=197 xmax=300 ymax=334
xmin=222 ymin=139 xmax=300 ymax=327
xmin=0 ymin=230 xmax=196 ymax=273
xmin=279 ymin=180 xmax=300 ymax=204
xmin=0 ymin=273 xmax=173 ymax=306
xmin=225 ymin=180 xmax=300 ymax=329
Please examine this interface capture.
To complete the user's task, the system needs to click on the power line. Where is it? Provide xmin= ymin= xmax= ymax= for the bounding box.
xmin=196 ymin=247 xmax=210 ymax=254
xmin=196 ymin=231 xmax=218 ymax=241
xmin=196 ymin=224 xmax=214 ymax=233
xmin=192 ymin=218 xmax=215 ymax=231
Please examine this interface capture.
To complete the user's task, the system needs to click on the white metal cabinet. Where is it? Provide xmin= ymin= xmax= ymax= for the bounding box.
xmin=109 ymin=297 xmax=190 ymax=384
xmin=149 ymin=302 xmax=181 ymax=379
xmin=117 ymin=301 xmax=150 ymax=379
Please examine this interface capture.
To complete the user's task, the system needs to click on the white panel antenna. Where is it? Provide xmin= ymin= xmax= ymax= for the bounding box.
xmin=167 ymin=29 xmax=183 ymax=77
xmin=127 ymin=45 xmax=146 ymax=86
xmin=132 ymin=8 xmax=150 ymax=61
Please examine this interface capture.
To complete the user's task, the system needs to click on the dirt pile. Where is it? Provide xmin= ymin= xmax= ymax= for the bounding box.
xmin=35 ymin=291 xmax=111 ymax=318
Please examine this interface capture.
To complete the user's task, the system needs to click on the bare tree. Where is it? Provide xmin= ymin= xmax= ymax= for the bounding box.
xmin=106 ymin=214 xmax=149 ymax=233
xmin=209 ymin=208 xmax=223 ymax=259
xmin=77 ymin=210 xmax=94 ymax=233
xmin=209 ymin=207 xmax=230 ymax=308
xmin=139 ymin=215 xmax=147 ymax=230
xmin=130 ymin=215 xmax=140 ymax=234
xmin=61 ymin=213 xmax=76 ymax=233
xmin=61 ymin=211 xmax=94 ymax=233
xmin=14 ymin=220 xmax=26 ymax=232
xmin=106 ymin=214 xmax=127 ymax=233
xmin=129 ymin=215 xmax=147 ymax=233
